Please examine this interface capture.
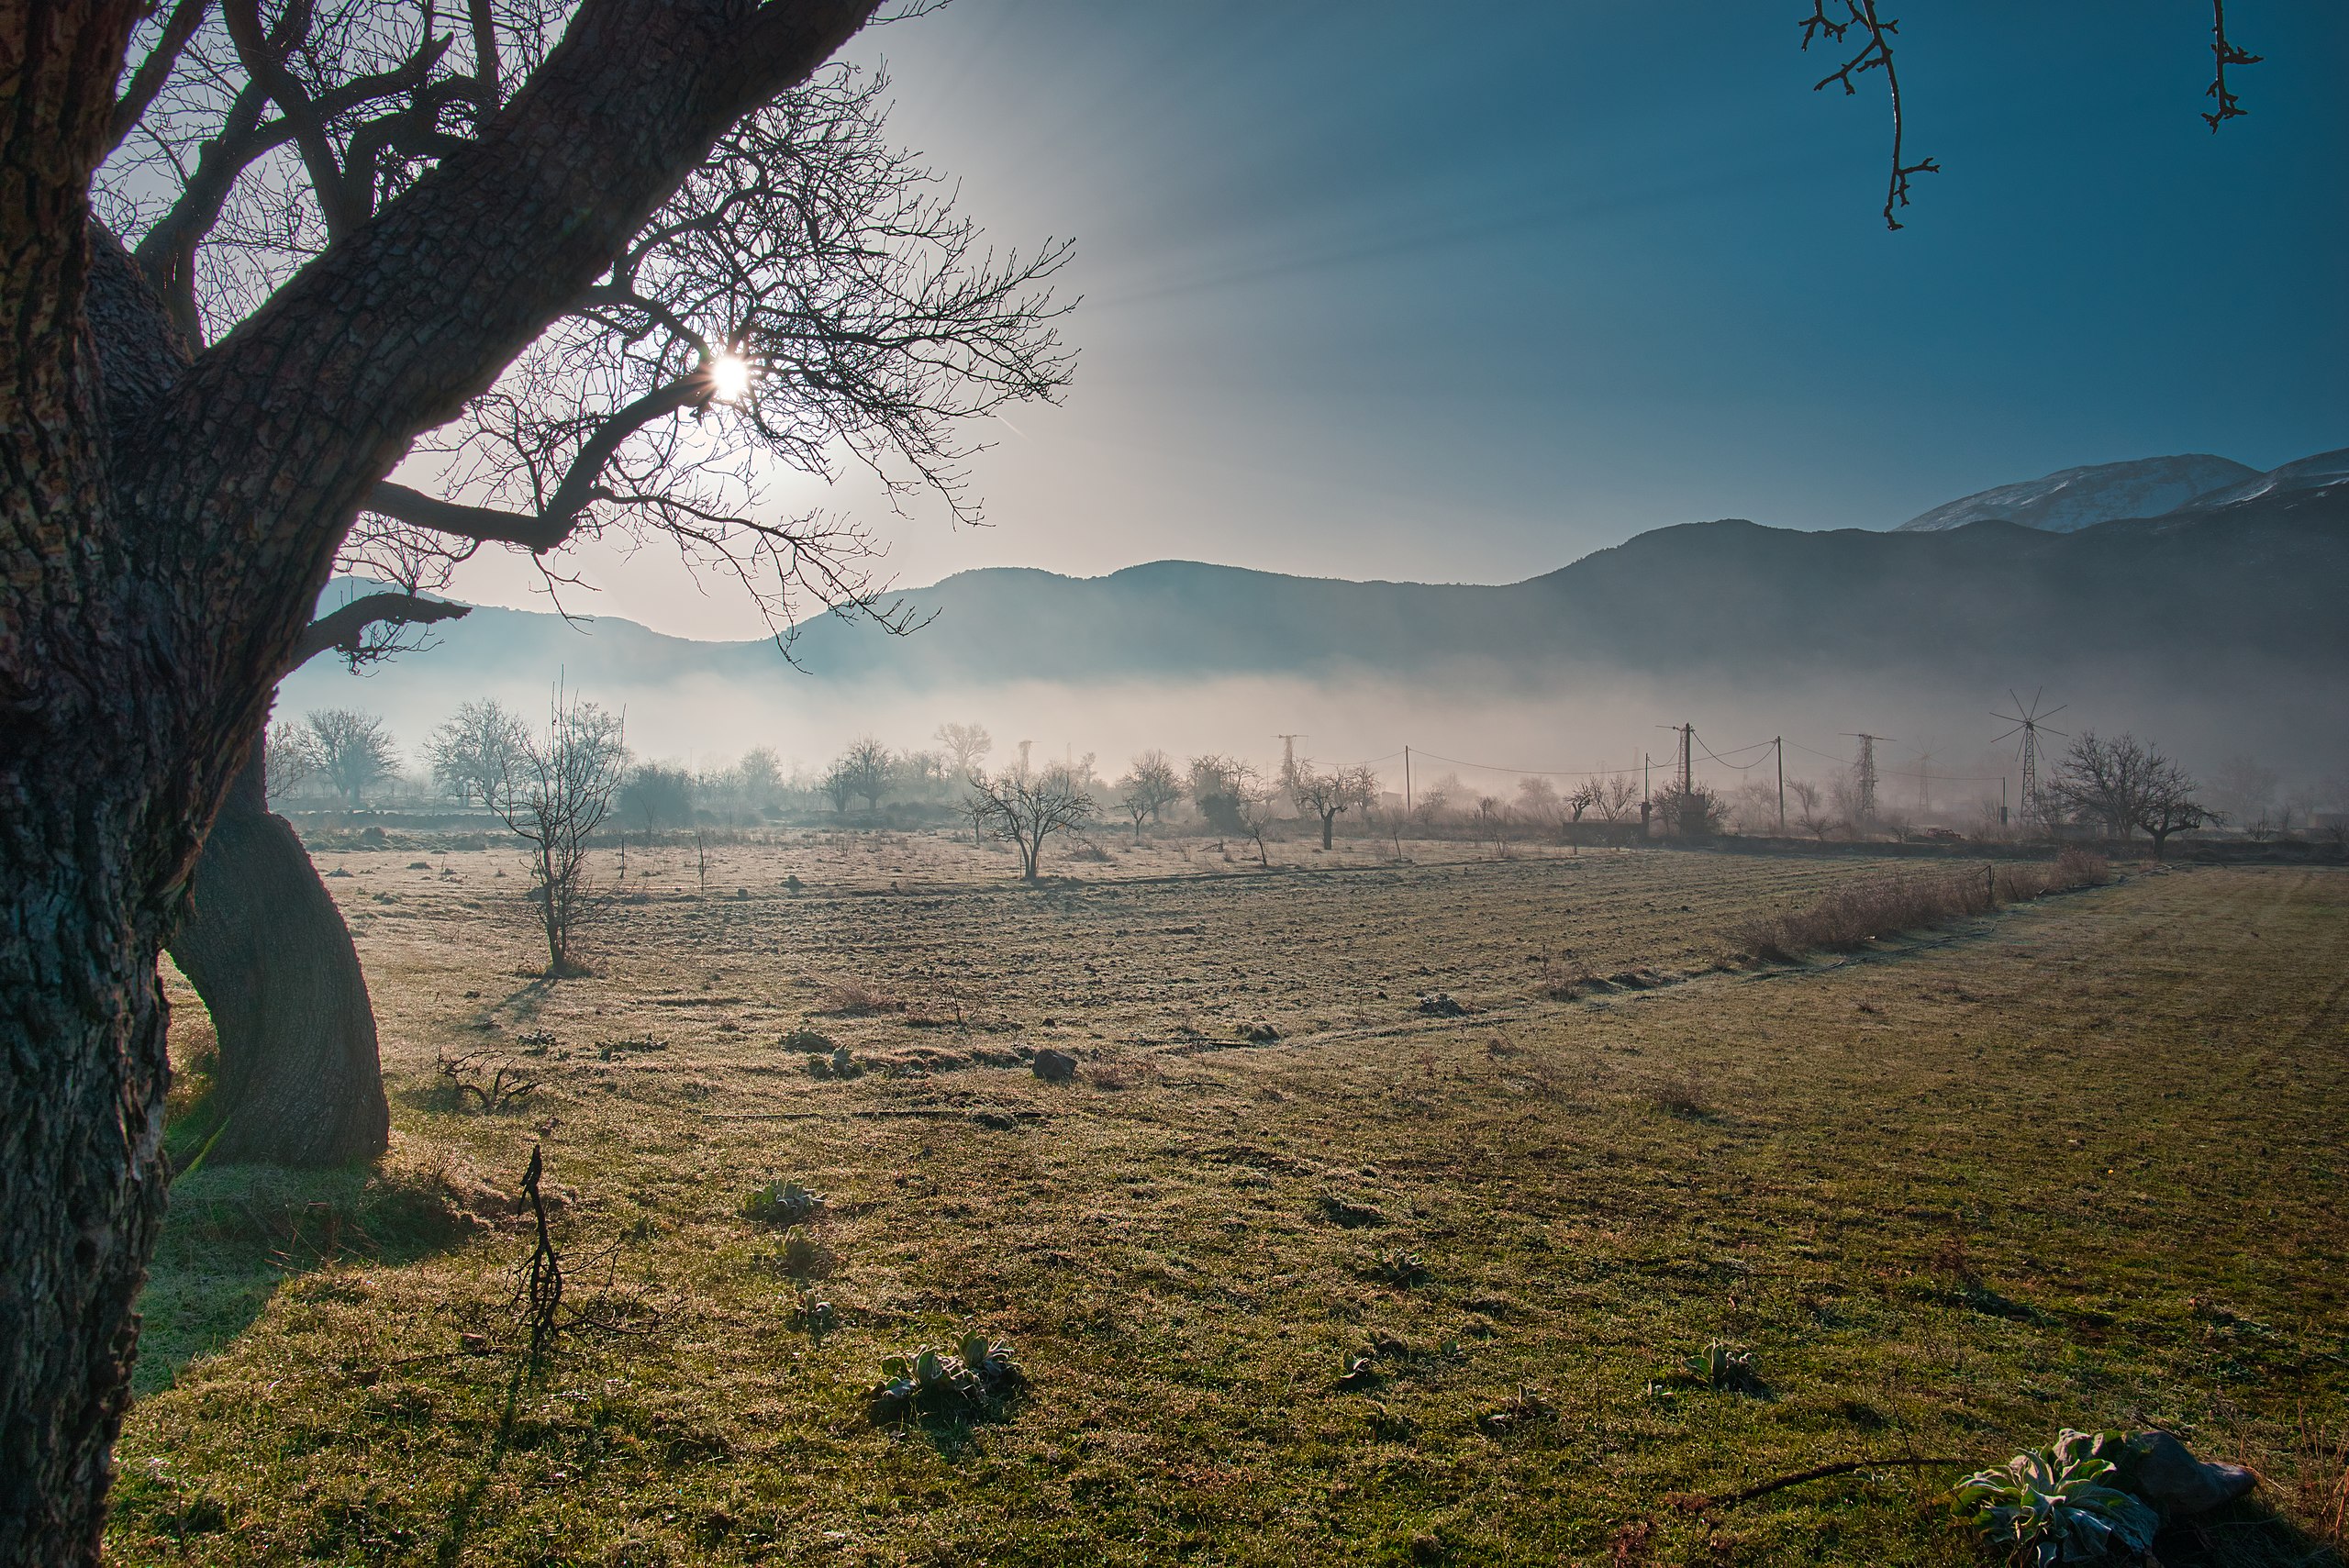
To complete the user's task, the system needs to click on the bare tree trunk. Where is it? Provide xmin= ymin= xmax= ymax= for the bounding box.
xmin=1320 ymin=810 xmax=1335 ymax=851
xmin=165 ymin=742 xmax=388 ymax=1167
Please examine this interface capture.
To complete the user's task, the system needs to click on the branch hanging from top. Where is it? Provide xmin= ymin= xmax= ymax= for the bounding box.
xmin=2203 ymin=0 xmax=2262 ymax=130
xmin=1801 ymin=0 xmax=1938 ymax=231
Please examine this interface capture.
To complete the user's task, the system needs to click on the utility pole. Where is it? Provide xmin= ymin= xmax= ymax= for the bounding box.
xmin=1403 ymin=746 xmax=1412 ymax=816
xmin=1915 ymin=746 xmax=1933 ymax=821
xmin=1776 ymin=737 xmax=1785 ymax=834
xmin=1274 ymin=733 xmax=1306 ymax=783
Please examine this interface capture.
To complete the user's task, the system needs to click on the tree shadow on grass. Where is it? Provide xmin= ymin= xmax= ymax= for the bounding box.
xmin=136 ymin=1143 xmax=491 ymax=1396
xmin=433 ymin=1360 xmax=529 ymax=1568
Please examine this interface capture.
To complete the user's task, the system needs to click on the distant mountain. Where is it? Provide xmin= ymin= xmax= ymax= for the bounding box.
xmin=2176 ymin=446 xmax=2349 ymax=509
xmin=1895 ymin=453 xmax=2258 ymax=533
xmin=303 ymin=478 xmax=2349 ymax=711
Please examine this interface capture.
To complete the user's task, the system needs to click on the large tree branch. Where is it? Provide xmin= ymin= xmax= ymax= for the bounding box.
xmin=294 ymin=591 xmax=470 ymax=667
xmin=367 ymin=373 xmax=700 ymax=550
xmin=365 ymin=481 xmax=568 ymax=550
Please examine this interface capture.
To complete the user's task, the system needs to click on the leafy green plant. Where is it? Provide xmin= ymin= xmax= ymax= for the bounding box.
xmin=742 ymin=1179 xmax=826 ymax=1228
xmin=778 ymin=1029 xmax=833 ymax=1053
xmin=866 ymin=1332 xmax=1023 ymax=1424
xmin=1954 ymin=1429 xmax=2160 ymax=1567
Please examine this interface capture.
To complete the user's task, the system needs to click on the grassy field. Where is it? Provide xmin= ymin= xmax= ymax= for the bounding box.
xmin=111 ymin=837 xmax=2349 ymax=1565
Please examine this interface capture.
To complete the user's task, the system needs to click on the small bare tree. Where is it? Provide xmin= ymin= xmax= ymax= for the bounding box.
xmin=303 ymin=709 xmax=399 ymax=807
xmin=1652 ymin=781 xmax=1728 ymax=839
xmin=488 ymin=695 xmax=629 ymax=976
xmin=1575 ymin=773 xmax=1642 ymax=825
xmin=1287 ymin=758 xmax=1355 ymax=851
xmin=820 ymin=759 xmax=857 ymax=816
xmin=1787 ymin=778 xmax=1839 ymax=840
xmin=266 ymin=718 xmax=324 ymax=802
xmin=934 ymin=722 xmax=994 ymax=779
xmin=1118 ymin=750 xmax=1183 ymax=837
xmin=1515 ymin=776 xmax=1563 ymax=830
xmin=427 ymin=700 xmax=529 ymax=807
xmin=1232 ymin=778 xmax=1280 ymax=868
xmin=839 ymin=737 xmax=893 ymax=812
xmin=968 ymin=768 xmax=1096 ymax=883
xmin=1474 ymin=795 xmax=1516 ymax=857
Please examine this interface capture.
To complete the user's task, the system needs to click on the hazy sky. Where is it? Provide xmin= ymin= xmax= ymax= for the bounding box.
xmin=449 ymin=1 xmax=2347 ymax=639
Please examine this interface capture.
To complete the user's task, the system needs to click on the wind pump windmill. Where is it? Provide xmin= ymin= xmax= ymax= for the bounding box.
xmin=1991 ymin=690 xmax=2067 ymax=828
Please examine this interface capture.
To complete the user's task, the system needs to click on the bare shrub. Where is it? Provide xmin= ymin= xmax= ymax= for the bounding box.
xmin=1651 ymin=1075 xmax=1710 ymax=1119
xmin=2294 ymin=1414 xmax=2349 ymax=1553
xmin=437 ymin=1051 xmax=538 ymax=1114
xmin=814 ymin=978 xmax=904 ymax=1017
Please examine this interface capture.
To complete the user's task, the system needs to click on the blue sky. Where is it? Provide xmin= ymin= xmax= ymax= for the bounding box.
xmin=452 ymin=1 xmax=2347 ymax=635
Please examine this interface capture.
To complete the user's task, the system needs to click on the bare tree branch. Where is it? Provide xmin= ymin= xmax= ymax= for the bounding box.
xmin=1800 ymin=0 xmax=1937 ymax=231
xmin=295 ymin=591 xmax=472 ymax=670
xmin=107 ymin=0 xmax=212 ymax=155
xmin=2203 ymin=0 xmax=2261 ymax=130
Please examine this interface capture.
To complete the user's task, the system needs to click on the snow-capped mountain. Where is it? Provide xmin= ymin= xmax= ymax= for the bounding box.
xmin=2177 ymin=446 xmax=2349 ymax=509
xmin=1895 ymin=454 xmax=2257 ymax=533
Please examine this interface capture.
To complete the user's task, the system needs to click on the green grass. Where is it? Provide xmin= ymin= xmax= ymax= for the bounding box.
xmin=112 ymin=860 xmax=2349 ymax=1565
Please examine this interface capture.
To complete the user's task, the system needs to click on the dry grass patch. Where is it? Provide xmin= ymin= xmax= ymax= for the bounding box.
xmin=1737 ymin=851 xmax=2110 ymax=961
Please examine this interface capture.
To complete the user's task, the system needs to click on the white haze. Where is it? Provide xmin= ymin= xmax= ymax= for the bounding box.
xmin=277 ymin=654 xmax=2347 ymax=824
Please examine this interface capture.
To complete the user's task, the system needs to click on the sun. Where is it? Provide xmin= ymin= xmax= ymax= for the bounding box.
xmin=706 ymin=350 xmax=754 ymax=404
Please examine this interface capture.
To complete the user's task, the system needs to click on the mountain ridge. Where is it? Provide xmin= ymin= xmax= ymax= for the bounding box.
xmin=306 ymin=481 xmax=2348 ymax=704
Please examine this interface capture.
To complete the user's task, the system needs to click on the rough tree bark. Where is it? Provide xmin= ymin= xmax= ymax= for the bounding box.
xmin=0 ymin=4 xmax=879 ymax=1560
xmin=162 ymin=594 xmax=467 ymax=1168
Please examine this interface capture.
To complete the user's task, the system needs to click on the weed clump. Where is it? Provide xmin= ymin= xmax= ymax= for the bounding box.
xmin=742 ymin=1179 xmax=825 ymax=1228
xmin=1651 ymin=1073 xmax=1712 ymax=1119
xmin=1687 ymin=1339 xmax=1761 ymax=1393
xmin=1367 ymin=1250 xmax=1430 ymax=1287
xmin=805 ymin=1044 xmax=863 ymax=1080
xmin=1318 ymin=1192 xmax=1386 ymax=1229
xmin=866 ymin=1332 xmax=1024 ymax=1425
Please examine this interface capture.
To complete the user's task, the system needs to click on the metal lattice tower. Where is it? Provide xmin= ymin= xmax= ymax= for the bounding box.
xmin=1842 ymin=733 xmax=1887 ymax=820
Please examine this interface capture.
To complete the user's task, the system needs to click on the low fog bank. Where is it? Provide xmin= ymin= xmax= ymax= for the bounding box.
xmin=276 ymin=651 xmax=2349 ymax=828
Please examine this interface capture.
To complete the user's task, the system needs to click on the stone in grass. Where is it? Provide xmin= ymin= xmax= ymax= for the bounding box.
xmin=1031 ymin=1048 xmax=1078 ymax=1084
xmin=1236 ymin=1021 xmax=1281 ymax=1042
xmin=1417 ymin=993 xmax=1469 ymax=1018
xmin=2122 ymin=1430 xmax=2257 ymax=1518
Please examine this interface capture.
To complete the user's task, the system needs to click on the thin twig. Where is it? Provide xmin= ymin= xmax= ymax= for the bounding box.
xmin=1669 ymin=1455 xmax=1967 ymax=1513
xmin=2203 ymin=0 xmax=2262 ymax=130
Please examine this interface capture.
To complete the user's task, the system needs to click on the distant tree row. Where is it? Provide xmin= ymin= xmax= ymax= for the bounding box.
xmin=280 ymin=702 xmax=2342 ymax=856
